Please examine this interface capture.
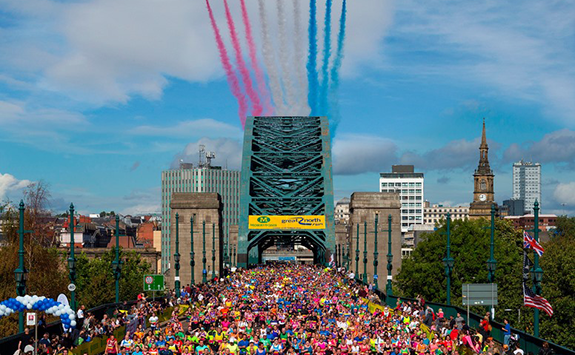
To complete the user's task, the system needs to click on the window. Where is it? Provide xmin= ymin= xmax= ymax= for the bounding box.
xmin=382 ymin=183 xmax=388 ymax=187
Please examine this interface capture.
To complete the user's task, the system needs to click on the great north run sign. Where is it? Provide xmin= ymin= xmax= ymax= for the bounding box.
xmin=248 ymin=215 xmax=326 ymax=230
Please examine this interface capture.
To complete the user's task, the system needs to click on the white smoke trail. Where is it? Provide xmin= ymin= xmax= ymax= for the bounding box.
xmin=277 ymin=0 xmax=297 ymax=115
xmin=292 ymin=0 xmax=311 ymax=115
xmin=258 ymin=0 xmax=284 ymax=114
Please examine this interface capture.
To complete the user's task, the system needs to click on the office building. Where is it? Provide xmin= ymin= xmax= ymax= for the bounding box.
xmin=502 ymin=199 xmax=525 ymax=217
xmin=379 ymin=165 xmax=424 ymax=233
xmin=161 ymin=148 xmax=240 ymax=272
xmin=423 ymin=202 xmax=469 ymax=225
xmin=335 ymin=197 xmax=350 ymax=225
xmin=513 ymin=160 xmax=541 ymax=214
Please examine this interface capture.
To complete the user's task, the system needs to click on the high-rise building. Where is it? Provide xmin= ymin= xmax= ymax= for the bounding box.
xmin=334 ymin=197 xmax=350 ymax=225
xmin=379 ymin=165 xmax=424 ymax=233
xmin=513 ymin=160 xmax=541 ymax=214
xmin=161 ymin=152 xmax=240 ymax=272
xmin=469 ymin=119 xmax=497 ymax=219
xmin=502 ymin=199 xmax=525 ymax=217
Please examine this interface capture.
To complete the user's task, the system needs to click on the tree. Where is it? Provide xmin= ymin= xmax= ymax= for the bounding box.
xmin=74 ymin=249 xmax=151 ymax=309
xmin=537 ymin=218 xmax=575 ymax=349
xmin=0 ymin=203 xmax=68 ymax=337
xmin=396 ymin=218 xmax=523 ymax=312
xmin=395 ymin=217 xmax=575 ymax=349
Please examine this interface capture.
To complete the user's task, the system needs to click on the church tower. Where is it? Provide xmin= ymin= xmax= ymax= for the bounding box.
xmin=469 ymin=119 xmax=497 ymax=219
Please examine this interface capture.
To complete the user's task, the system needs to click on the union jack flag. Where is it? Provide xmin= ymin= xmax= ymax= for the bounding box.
xmin=523 ymin=231 xmax=544 ymax=257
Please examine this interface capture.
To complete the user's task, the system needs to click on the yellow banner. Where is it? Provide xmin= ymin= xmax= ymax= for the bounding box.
xmin=249 ymin=215 xmax=326 ymax=230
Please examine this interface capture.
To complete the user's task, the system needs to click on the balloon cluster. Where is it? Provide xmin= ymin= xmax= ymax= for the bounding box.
xmin=0 ymin=295 xmax=76 ymax=328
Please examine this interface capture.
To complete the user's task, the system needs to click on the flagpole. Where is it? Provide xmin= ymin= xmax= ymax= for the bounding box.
xmin=531 ymin=200 xmax=543 ymax=337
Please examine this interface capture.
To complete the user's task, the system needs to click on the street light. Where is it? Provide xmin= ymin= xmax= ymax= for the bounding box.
xmin=532 ymin=199 xmax=543 ymax=337
xmin=15 ymin=200 xmax=29 ymax=332
xmin=190 ymin=216 xmax=195 ymax=285
xmin=68 ymin=203 xmax=77 ymax=312
xmin=363 ymin=221 xmax=368 ymax=285
xmin=355 ymin=224 xmax=360 ymax=279
xmin=487 ymin=205 xmax=497 ymax=283
xmin=202 ymin=221 xmax=207 ymax=283
xmin=212 ymin=223 xmax=216 ymax=279
xmin=442 ymin=213 xmax=454 ymax=305
xmin=386 ymin=214 xmax=393 ymax=296
xmin=373 ymin=213 xmax=379 ymax=290
xmin=174 ymin=213 xmax=181 ymax=297
xmin=112 ymin=215 xmax=123 ymax=304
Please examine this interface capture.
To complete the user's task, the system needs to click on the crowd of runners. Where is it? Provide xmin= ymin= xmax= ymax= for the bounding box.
xmin=19 ymin=264 xmax=535 ymax=355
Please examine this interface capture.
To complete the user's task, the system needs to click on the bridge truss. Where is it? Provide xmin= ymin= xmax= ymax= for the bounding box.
xmin=237 ymin=116 xmax=335 ymax=267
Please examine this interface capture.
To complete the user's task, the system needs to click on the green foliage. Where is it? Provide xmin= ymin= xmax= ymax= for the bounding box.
xmin=396 ymin=218 xmax=523 ymax=309
xmin=395 ymin=217 xmax=575 ymax=349
xmin=75 ymin=248 xmax=151 ymax=309
xmin=0 ymin=204 xmax=68 ymax=337
xmin=538 ymin=220 xmax=575 ymax=349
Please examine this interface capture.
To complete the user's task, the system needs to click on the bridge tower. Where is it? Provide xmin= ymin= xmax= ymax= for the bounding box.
xmin=237 ymin=116 xmax=336 ymax=267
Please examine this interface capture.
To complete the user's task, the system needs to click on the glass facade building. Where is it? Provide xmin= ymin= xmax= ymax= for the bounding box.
xmin=161 ymin=165 xmax=240 ymax=272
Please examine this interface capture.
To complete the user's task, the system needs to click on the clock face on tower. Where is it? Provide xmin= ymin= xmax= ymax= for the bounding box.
xmin=479 ymin=194 xmax=487 ymax=201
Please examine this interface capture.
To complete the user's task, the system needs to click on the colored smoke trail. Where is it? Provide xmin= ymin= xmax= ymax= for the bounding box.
xmin=307 ymin=0 xmax=319 ymax=115
xmin=258 ymin=0 xmax=285 ymax=114
xmin=223 ymin=0 xmax=263 ymax=116
xmin=205 ymin=0 xmax=248 ymax=126
xmin=319 ymin=0 xmax=333 ymax=116
xmin=328 ymin=0 xmax=347 ymax=136
xmin=240 ymin=0 xmax=273 ymax=116
xmin=277 ymin=0 xmax=297 ymax=113
xmin=292 ymin=0 xmax=311 ymax=115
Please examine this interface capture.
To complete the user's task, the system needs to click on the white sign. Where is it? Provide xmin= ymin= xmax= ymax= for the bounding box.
xmin=68 ymin=284 xmax=76 ymax=292
xmin=27 ymin=313 xmax=36 ymax=326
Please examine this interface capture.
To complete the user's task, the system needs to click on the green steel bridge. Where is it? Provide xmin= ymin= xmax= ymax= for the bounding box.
xmin=237 ymin=116 xmax=336 ymax=267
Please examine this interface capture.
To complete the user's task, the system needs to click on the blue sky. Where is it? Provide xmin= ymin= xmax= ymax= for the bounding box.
xmin=0 ymin=0 xmax=574 ymax=216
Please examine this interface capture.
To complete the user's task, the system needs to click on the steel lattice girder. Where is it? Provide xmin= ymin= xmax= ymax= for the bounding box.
xmin=237 ymin=116 xmax=335 ymax=267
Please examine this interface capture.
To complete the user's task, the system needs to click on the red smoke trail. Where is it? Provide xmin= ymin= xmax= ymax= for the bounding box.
xmin=223 ymin=0 xmax=263 ymax=116
xmin=240 ymin=0 xmax=273 ymax=115
xmin=206 ymin=0 xmax=249 ymax=127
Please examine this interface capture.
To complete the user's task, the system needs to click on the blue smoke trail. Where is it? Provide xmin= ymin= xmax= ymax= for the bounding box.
xmin=307 ymin=0 xmax=319 ymax=115
xmin=328 ymin=0 xmax=346 ymax=137
xmin=319 ymin=0 xmax=332 ymax=116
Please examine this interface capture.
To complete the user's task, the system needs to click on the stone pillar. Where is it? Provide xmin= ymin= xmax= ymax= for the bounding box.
xmin=229 ymin=225 xmax=239 ymax=266
xmin=170 ymin=193 xmax=222 ymax=288
xmin=349 ymin=192 xmax=402 ymax=285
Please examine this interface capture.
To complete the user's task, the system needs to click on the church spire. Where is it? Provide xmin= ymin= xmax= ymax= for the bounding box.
xmin=477 ymin=118 xmax=492 ymax=174
xmin=480 ymin=118 xmax=488 ymax=149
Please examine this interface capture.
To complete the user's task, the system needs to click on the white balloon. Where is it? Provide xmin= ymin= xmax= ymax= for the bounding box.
xmin=69 ymin=314 xmax=75 ymax=320
xmin=55 ymin=310 xmax=62 ymax=316
xmin=27 ymin=304 xmax=32 ymax=309
xmin=70 ymin=321 xmax=76 ymax=327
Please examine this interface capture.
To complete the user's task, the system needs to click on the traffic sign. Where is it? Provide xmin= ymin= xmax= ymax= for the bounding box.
xmin=462 ymin=283 xmax=498 ymax=306
xmin=27 ymin=313 xmax=36 ymax=326
xmin=143 ymin=274 xmax=164 ymax=291
xmin=68 ymin=284 xmax=76 ymax=292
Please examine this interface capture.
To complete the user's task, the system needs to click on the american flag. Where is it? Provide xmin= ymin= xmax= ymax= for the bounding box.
xmin=523 ymin=231 xmax=544 ymax=256
xmin=523 ymin=282 xmax=553 ymax=317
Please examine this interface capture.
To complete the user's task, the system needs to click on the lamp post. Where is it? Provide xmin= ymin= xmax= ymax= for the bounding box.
xmin=337 ymin=244 xmax=341 ymax=267
xmin=487 ymin=205 xmax=497 ymax=283
xmin=202 ymin=221 xmax=207 ymax=283
xmin=212 ymin=223 xmax=216 ymax=279
xmin=531 ymin=200 xmax=543 ymax=337
xmin=386 ymin=214 xmax=393 ymax=296
xmin=15 ymin=200 xmax=29 ymax=332
xmin=355 ymin=224 xmax=360 ymax=279
xmin=190 ymin=216 xmax=195 ymax=285
xmin=174 ymin=213 xmax=181 ymax=298
xmin=112 ymin=216 xmax=123 ymax=303
xmin=232 ymin=246 xmax=236 ymax=267
xmin=68 ymin=203 xmax=77 ymax=312
xmin=373 ymin=213 xmax=379 ymax=290
xmin=442 ymin=213 xmax=454 ymax=305
xmin=363 ymin=221 xmax=368 ymax=285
